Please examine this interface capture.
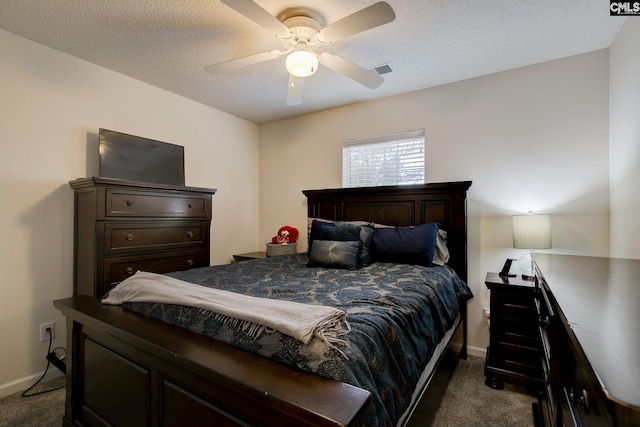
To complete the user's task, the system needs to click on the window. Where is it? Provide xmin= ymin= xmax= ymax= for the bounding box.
xmin=342 ymin=129 xmax=425 ymax=188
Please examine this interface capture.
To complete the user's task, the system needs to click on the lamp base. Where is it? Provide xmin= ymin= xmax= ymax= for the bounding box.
xmin=518 ymin=252 xmax=535 ymax=280
xmin=520 ymin=274 xmax=535 ymax=281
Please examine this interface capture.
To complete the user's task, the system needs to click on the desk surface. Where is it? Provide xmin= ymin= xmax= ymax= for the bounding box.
xmin=533 ymin=253 xmax=640 ymax=412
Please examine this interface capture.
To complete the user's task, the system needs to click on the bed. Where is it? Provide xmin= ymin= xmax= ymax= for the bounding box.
xmin=55 ymin=181 xmax=472 ymax=427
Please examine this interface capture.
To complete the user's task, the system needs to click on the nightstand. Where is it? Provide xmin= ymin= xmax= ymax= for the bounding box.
xmin=484 ymin=272 xmax=542 ymax=390
xmin=232 ymin=251 xmax=267 ymax=262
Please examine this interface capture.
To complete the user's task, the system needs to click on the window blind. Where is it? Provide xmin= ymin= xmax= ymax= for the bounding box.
xmin=342 ymin=129 xmax=425 ymax=188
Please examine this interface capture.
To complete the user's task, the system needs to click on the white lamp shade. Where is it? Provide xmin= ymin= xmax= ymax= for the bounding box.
xmin=286 ymin=50 xmax=318 ymax=78
xmin=512 ymin=214 xmax=552 ymax=249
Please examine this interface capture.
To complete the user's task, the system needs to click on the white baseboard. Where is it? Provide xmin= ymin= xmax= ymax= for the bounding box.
xmin=0 ymin=369 xmax=64 ymax=399
xmin=466 ymin=345 xmax=487 ymax=359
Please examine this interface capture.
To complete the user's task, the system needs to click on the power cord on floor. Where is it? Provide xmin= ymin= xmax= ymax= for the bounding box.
xmin=21 ymin=327 xmax=66 ymax=397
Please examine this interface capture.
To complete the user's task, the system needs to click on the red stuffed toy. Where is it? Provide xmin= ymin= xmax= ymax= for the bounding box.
xmin=271 ymin=226 xmax=299 ymax=244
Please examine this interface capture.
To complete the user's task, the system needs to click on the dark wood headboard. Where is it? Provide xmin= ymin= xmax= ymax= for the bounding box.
xmin=303 ymin=181 xmax=472 ymax=282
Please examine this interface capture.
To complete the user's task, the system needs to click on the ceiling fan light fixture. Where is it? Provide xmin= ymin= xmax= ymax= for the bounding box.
xmin=285 ymin=49 xmax=318 ymax=78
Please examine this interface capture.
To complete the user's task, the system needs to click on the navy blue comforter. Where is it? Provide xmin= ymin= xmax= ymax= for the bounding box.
xmin=123 ymin=253 xmax=472 ymax=427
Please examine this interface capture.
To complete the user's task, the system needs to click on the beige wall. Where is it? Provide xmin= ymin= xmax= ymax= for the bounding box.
xmin=0 ymin=29 xmax=259 ymax=395
xmin=609 ymin=19 xmax=640 ymax=259
xmin=260 ymin=50 xmax=610 ymax=355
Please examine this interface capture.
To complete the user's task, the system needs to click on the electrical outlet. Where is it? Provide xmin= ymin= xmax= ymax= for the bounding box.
xmin=39 ymin=322 xmax=55 ymax=342
xmin=482 ymin=308 xmax=490 ymax=323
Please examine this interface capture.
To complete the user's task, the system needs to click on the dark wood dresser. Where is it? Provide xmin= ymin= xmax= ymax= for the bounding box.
xmin=69 ymin=177 xmax=216 ymax=298
xmin=533 ymin=253 xmax=640 ymax=427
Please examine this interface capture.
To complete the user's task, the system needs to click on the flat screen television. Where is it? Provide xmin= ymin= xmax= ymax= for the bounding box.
xmin=98 ymin=129 xmax=185 ymax=186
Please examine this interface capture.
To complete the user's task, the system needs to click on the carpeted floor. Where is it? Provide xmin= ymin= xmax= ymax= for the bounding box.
xmin=0 ymin=356 xmax=536 ymax=426
xmin=429 ymin=356 xmax=537 ymax=426
xmin=0 ymin=375 xmax=65 ymax=427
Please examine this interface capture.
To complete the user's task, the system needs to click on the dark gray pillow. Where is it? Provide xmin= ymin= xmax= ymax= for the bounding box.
xmin=359 ymin=224 xmax=374 ymax=266
xmin=318 ymin=222 xmax=360 ymax=240
xmin=307 ymin=240 xmax=361 ymax=270
xmin=308 ymin=220 xmax=372 ymax=267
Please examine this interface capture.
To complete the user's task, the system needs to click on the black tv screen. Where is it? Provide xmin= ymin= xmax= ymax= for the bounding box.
xmin=99 ymin=129 xmax=185 ymax=186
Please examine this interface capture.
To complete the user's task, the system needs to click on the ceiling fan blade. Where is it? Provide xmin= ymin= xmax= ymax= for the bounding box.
xmin=319 ymin=52 xmax=383 ymax=89
xmin=316 ymin=2 xmax=395 ymax=43
xmin=205 ymin=50 xmax=282 ymax=74
xmin=221 ymin=0 xmax=291 ymax=39
xmin=286 ymin=75 xmax=304 ymax=106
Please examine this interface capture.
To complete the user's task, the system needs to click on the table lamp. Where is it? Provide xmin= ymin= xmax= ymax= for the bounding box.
xmin=512 ymin=212 xmax=551 ymax=280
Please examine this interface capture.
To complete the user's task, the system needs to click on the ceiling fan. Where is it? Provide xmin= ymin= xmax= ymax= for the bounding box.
xmin=206 ymin=0 xmax=396 ymax=106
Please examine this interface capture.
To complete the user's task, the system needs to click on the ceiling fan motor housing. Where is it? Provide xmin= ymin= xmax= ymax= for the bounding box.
xmin=280 ymin=11 xmax=323 ymax=78
xmin=281 ymin=13 xmax=322 ymax=52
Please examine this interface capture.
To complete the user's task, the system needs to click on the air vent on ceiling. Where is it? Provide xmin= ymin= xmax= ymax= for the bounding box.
xmin=372 ymin=64 xmax=393 ymax=75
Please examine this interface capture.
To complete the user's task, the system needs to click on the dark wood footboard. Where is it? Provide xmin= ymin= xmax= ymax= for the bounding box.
xmin=55 ymin=296 xmax=371 ymax=427
xmin=55 ymin=295 xmax=467 ymax=427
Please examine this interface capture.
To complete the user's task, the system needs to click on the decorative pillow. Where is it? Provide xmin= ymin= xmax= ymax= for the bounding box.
xmin=307 ymin=222 xmax=361 ymax=270
xmin=373 ymin=222 xmax=450 ymax=266
xmin=307 ymin=217 xmax=333 ymax=248
xmin=307 ymin=219 xmax=332 ymax=252
xmin=358 ymin=224 xmax=375 ymax=266
xmin=318 ymin=222 xmax=361 ymax=242
xmin=372 ymin=222 xmax=440 ymax=266
xmin=307 ymin=219 xmax=374 ymax=267
xmin=307 ymin=240 xmax=361 ymax=270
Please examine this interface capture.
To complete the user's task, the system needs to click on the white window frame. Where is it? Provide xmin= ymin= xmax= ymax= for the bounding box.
xmin=342 ymin=129 xmax=425 ymax=188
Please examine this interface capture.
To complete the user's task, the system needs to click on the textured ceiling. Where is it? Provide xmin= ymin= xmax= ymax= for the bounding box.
xmin=0 ymin=0 xmax=625 ymax=124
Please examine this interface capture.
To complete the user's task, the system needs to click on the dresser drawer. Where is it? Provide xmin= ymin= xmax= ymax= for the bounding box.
xmin=103 ymin=221 xmax=208 ymax=255
xmin=99 ymin=250 xmax=209 ymax=297
xmin=494 ymin=327 xmax=540 ymax=349
xmin=535 ymin=281 xmax=554 ymax=367
xmin=105 ymin=188 xmax=210 ymax=219
xmin=495 ymin=291 xmax=536 ymax=313
xmin=539 ymin=362 xmax=555 ymax=427
xmin=492 ymin=299 xmax=538 ymax=344
xmin=493 ymin=309 xmax=538 ymax=330
xmin=560 ymin=346 xmax=613 ymax=427
xmin=561 ymin=385 xmax=611 ymax=427
xmin=491 ymin=342 xmax=540 ymax=374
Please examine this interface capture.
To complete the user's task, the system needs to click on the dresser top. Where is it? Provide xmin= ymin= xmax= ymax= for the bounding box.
xmin=533 ymin=253 xmax=640 ymax=411
xmin=69 ymin=177 xmax=217 ymax=194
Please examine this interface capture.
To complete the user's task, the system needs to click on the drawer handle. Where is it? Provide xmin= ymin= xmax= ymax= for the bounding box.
xmin=187 ymin=259 xmax=194 ymax=266
xmin=187 ymin=231 xmax=194 ymax=238
xmin=126 ymin=200 xmax=135 ymax=206
xmin=188 ymin=203 xmax=195 ymax=209
xmin=570 ymin=389 xmax=590 ymax=414
xmin=125 ymin=267 xmax=135 ymax=275
xmin=126 ymin=234 xmax=134 ymax=241
xmin=539 ymin=315 xmax=551 ymax=327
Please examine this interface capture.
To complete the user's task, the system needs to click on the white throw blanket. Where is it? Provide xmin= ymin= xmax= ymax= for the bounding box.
xmin=102 ymin=271 xmax=350 ymax=353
